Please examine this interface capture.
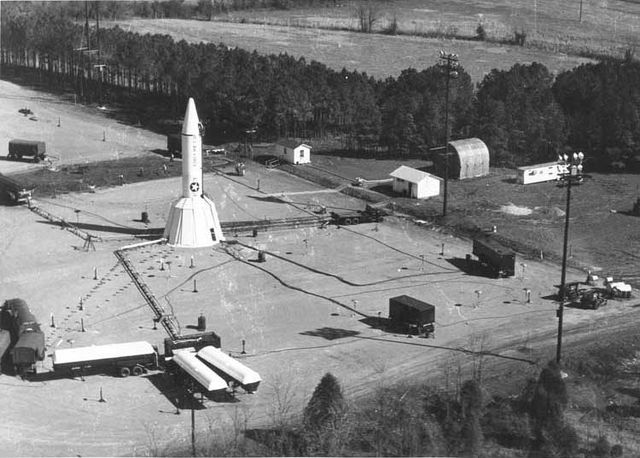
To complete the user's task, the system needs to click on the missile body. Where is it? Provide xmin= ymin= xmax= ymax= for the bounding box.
xmin=163 ymin=98 xmax=224 ymax=247
xmin=182 ymin=99 xmax=203 ymax=199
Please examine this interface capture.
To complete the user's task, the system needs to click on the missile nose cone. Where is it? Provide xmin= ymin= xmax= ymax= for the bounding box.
xmin=182 ymin=98 xmax=200 ymax=135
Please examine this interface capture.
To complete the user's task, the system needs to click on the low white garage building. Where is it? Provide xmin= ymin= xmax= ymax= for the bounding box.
xmin=390 ymin=166 xmax=442 ymax=199
xmin=275 ymin=139 xmax=311 ymax=165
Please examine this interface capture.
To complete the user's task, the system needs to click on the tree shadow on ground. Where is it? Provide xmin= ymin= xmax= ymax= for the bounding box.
xmin=299 ymin=327 xmax=360 ymax=340
xmin=617 ymin=387 xmax=640 ymax=399
xmin=149 ymin=148 xmax=173 ymax=158
xmin=446 ymin=257 xmax=497 ymax=278
xmin=617 ymin=209 xmax=640 ymax=217
xmin=247 ymin=195 xmax=286 ymax=203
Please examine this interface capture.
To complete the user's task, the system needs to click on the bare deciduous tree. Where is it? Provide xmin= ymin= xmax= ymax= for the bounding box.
xmin=354 ymin=0 xmax=381 ymax=33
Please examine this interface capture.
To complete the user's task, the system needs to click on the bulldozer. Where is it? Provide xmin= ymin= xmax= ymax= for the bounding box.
xmin=561 ymin=282 xmax=607 ymax=310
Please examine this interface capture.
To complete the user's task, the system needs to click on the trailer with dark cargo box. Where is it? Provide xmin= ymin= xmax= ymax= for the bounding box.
xmin=8 ymin=140 xmax=46 ymax=162
xmin=52 ymin=341 xmax=159 ymax=378
xmin=389 ymin=295 xmax=435 ymax=336
xmin=472 ymin=237 xmax=516 ymax=277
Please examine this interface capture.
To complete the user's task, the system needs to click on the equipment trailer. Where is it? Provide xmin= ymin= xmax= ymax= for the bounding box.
xmin=330 ymin=205 xmax=385 ymax=226
xmin=8 ymin=140 xmax=46 ymax=163
xmin=472 ymin=237 xmax=516 ymax=277
xmin=389 ymin=295 xmax=436 ymax=337
xmin=52 ymin=341 xmax=159 ymax=377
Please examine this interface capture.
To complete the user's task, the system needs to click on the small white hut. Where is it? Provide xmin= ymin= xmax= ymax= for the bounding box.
xmin=390 ymin=166 xmax=442 ymax=199
xmin=275 ymin=139 xmax=311 ymax=165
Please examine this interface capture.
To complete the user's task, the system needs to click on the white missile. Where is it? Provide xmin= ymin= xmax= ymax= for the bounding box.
xmin=181 ymin=98 xmax=203 ymax=199
xmin=163 ymin=98 xmax=224 ymax=247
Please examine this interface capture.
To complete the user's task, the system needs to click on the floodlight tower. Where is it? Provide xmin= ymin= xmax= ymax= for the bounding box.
xmin=556 ymin=151 xmax=585 ymax=364
xmin=438 ymin=50 xmax=459 ymax=217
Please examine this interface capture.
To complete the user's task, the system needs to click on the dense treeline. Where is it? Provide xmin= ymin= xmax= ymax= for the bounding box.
xmin=1 ymin=2 xmax=639 ymax=170
xmin=163 ymin=365 xmax=620 ymax=457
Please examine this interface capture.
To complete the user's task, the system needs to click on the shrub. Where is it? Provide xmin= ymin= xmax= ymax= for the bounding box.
xmin=476 ymin=23 xmax=487 ymax=41
xmin=482 ymin=398 xmax=531 ymax=450
xmin=514 ymin=29 xmax=527 ymax=46
xmin=611 ymin=444 xmax=624 ymax=457
xmin=592 ymin=435 xmax=611 ymax=457
xmin=383 ymin=15 xmax=399 ymax=35
xmin=530 ymin=360 xmax=568 ymax=438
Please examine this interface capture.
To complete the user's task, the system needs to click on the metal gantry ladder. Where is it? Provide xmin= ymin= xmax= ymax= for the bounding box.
xmin=114 ymin=249 xmax=180 ymax=340
xmin=29 ymin=203 xmax=101 ymax=247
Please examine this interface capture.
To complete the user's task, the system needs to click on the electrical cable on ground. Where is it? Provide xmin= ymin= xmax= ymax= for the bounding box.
xmin=234 ymin=240 xmax=456 ymax=288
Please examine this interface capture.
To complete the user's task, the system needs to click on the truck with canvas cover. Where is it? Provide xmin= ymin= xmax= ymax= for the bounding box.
xmin=8 ymin=140 xmax=46 ymax=162
xmin=11 ymin=327 xmax=45 ymax=374
xmin=0 ymin=330 xmax=11 ymax=373
xmin=0 ymin=173 xmax=33 ymax=204
xmin=52 ymin=341 xmax=158 ymax=377
xmin=472 ymin=237 xmax=516 ymax=277
xmin=389 ymin=295 xmax=435 ymax=336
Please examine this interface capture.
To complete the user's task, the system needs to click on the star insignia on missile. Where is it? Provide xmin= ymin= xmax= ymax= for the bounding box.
xmin=189 ymin=182 xmax=200 ymax=192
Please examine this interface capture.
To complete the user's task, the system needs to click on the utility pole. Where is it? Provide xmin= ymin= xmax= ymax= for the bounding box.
xmin=438 ymin=51 xmax=459 ymax=217
xmin=189 ymin=382 xmax=196 ymax=457
xmin=579 ymin=0 xmax=583 ymax=22
xmin=556 ymin=152 xmax=585 ymax=364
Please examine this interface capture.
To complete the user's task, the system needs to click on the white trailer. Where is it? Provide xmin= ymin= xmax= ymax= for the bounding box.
xmin=197 ymin=346 xmax=262 ymax=393
xmin=517 ymin=162 xmax=567 ymax=185
xmin=52 ymin=341 xmax=158 ymax=377
xmin=172 ymin=349 xmax=228 ymax=392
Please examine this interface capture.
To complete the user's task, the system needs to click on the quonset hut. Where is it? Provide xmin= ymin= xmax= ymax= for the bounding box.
xmin=435 ymin=138 xmax=490 ymax=180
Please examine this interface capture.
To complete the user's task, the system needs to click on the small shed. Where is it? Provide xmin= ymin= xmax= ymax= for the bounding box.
xmin=435 ymin=138 xmax=490 ymax=180
xmin=517 ymin=162 xmax=566 ymax=184
xmin=389 ymin=166 xmax=442 ymax=199
xmin=275 ymin=139 xmax=311 ymax=165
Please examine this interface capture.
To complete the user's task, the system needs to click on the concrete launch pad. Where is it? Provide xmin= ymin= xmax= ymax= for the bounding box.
xmin=1 ymin=80 xmax=637 ymax=456
xmin=0 ymin=163 xmax=605 ymax=456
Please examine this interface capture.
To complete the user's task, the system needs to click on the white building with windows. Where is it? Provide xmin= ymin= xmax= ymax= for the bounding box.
xmin=517 ymin=162 xmax=567 ymax=184
xmin=275 ymin=139 xmax=311 ymax=165
xmin=390 ymin=165 xmax=442 ymax=199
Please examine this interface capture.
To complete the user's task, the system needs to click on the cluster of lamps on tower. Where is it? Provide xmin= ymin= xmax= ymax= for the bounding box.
xmin=557 ymin=152 xmax=585 ymax=181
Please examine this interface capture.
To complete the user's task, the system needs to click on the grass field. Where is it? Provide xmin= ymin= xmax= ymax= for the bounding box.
xmin=109 ymin=18 xmax=592 ymax=82
xmin=215 ymin=0 xmax=640 ymax=58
